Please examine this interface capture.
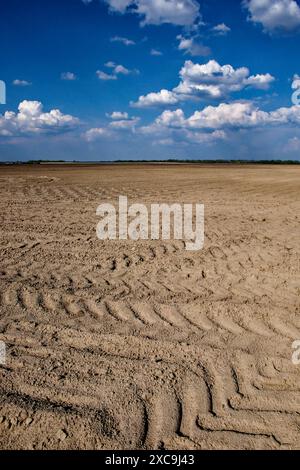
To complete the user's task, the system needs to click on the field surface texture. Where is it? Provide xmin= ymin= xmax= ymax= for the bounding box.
xmin=0 ymin=164 xmax=299 ymax=450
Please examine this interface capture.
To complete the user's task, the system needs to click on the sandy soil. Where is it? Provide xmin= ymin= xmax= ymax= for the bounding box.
xmin=0 ymin=163 xmax=299 ymax=450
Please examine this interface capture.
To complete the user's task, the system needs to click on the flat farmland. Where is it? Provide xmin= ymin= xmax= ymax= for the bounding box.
xmin=0 ymin=164 xmax=299 ymax=450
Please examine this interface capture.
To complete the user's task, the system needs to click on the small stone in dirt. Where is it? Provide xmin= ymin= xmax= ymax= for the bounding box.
xmin=57 ymin=429 xmax=68 ymax=441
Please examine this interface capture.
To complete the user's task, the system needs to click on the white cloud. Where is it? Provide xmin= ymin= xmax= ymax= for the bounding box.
xmin=183 ymin=129 xmax=227 ymax=144
xmin=84 ymin=113 xmax=139 ymax=141
xmin=84 ymin=127 xmax=112 ymax=141
xmin=13 ymin=79 xmax=32 ymax=87
xmin=174 ymin=60 xmax=275 ymax=98
xmin=153 ymin=102 xmax=300 ymax=130
xmin=109 ymin=117 xmax=140 ymax=129
xmin=98 ymin=62 xmax=139 ymax=80
xmin=292 ymin=74 xmax=300 ymax=89
xmin=155 ymin=108 xmax=186 ymax=127
xmin=61 ymin=72 xmax=77 ymax=81
xmin=110 ymin=36 xmax=136 ymax=45
xmin=151 ymin=48 xmax=163 ymax=56
xmin=177 ymin=35 xmax=211 ymax=56
xmin=107 ymin=111 xmax=129 ymax=119
xmin=114 ymin=64 xmax=131 ymax=75
xmin=244 ymin=73 xmax=276 ymax=89
xmin=105 ymin=61 xmax=117 ymax=68
xmin=151 ymin=128 xmax=227 ymax=146
xmin=131 ymin=89 xmax=179 ymax=108
xmin=18 ymin=101 xmax=43 ymax=116
xmin=139 ymin=112 xmax=227 ymax=145
xmin=138 ymin=100 xmax=300 ymax=148
xmin=103 ymin=0 xmax=201 ymax=26
xmin=132 ymin=60 xmax=275 ymax=108
xmin=244 ymin=0 xmax=300 ymax=33
xmin=96 ymin=70 xmax=117 ymax=80
xmin=104 ymin=0 xmax=131 ymax=12
xmin=0 ymin=100 xmax=79 ymax=138
xmin=84 ymin=101 xmax=300 ymax=150
xmin=211 ymin=23 xmax=231 ymax=35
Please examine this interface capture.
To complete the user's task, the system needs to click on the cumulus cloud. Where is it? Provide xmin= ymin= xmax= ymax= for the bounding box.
xmin=137 ymin=100 xmax=300 ymax=147
xmin=84 ymin=111 xmax=140 ymax=140
xmin=97 ymin=62 xmax=139 ymax=80
xmin=244 ymin=0 xmax=300 ymax=33
xmin=211 ymin=23 xmax=231 ymax=35
xmin=61 ymin=72 xmax=77 ymax=81
xmin=151 ymin=129 xmax=227 ymax=146
xmin=109 ymin=116 xmax=140 ymax=129
xmin=107 ymin=111 xmax=129 ymax=119
xmin=0 ymin=100 xmax=79 ymax=138
xmin=85 ymin=101 xmax=300 ymax=149
xmin=174 ymin=60 xmax=275 ymax=98
xmin=153 ymin=102 xmax=300 ymax=130
xmin=84 ymin=127 xmax=112 ymax=142
xmin=177 ymin=35 xmax=211 ymax=56
xmin=132 ymin=60 xmax=275 ymax=108
xmin=183 ymin=129 xmax=227 ymax=144
xmin=244 ymin=73 xmax=276 ymax=89
xmin=110 ymin=36 xmax=136 ymax=45
xmin=13 ymin=79 xmax=32 ymax=87
xmin=103 ymin=0 xmax=201 ymax=26
xmin=131 ymin=89 xmax=179 ymax=108
xmin=154 ymin=108 xmax=186 ymax=127
xmin=139 ymin=112 xmax=227 ymax=145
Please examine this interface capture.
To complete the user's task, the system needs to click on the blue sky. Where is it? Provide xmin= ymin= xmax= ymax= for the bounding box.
xmin=0 ymin=0 xmax=300 ymax=161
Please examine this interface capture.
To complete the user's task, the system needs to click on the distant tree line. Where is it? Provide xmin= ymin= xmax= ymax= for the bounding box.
xmin=1 ymin=159 xmax=299 ymax=165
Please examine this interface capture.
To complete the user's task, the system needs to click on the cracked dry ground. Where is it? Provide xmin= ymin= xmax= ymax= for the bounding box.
xmin=0 ymin=163 xmax=299 ymax=450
